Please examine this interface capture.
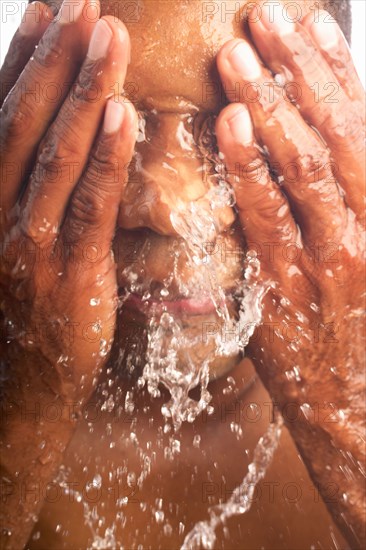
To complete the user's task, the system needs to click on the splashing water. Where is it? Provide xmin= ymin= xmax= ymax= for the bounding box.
xmin=139 ymin=311 xmax=213 ymax=430
xmin=136 ymin=264 xmax=266 ymax=431
xmin=170 ymin=185 xmax=234 ymax=322
xmin=181 ymin=412 xmax=284 ymax=550
xmin=134 ymin=177 xmax=268 ymax=431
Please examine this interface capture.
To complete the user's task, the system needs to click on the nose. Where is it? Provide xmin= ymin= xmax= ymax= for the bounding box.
xmin=117 ymin=112 xmax=235 ymax=236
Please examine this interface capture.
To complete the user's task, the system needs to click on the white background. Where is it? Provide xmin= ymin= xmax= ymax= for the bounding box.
xmin=0 ymin=0 xmax=365 ymax=84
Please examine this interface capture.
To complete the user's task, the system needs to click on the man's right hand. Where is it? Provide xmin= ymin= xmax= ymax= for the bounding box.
xmin=0 ymin=0 xmax=137 ymax=406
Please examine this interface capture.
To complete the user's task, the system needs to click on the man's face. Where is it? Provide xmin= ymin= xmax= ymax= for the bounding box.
xmin=107 ymin=0 xmax=321 ymax=381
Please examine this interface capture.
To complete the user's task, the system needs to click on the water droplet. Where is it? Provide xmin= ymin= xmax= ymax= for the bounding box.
xmin=125 ymin=391 xmax=135 ymax=414
xmin=230 ymin=422 xmax=243 ymax=438
xmin=155 ymin=510 xmax=164 ymax=523
xmin=99 ymin=339 xmax=108 ymax=357
xmin=164 ymin=523 xmax=173 ymax=536
xmin=92 ymin=474 xmax=102 ymax=489
xmin=193 ymin=435 xmax=201 ymax=448
xmin=127 ymin=472 xmax=136 ymax=487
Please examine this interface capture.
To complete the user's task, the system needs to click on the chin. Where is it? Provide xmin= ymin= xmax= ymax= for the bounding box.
xmin=111 ymin=296 xmax=243 ymax=385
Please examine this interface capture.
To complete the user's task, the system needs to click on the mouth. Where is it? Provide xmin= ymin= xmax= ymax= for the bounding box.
xmin=122 ymin=291 xmax=237 ymax=317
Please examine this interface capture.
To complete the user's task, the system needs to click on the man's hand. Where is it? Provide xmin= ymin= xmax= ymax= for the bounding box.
xmin=0 ymin=2 xmax=136 ymax=546
xmin=215 ymin=3 xmax=365 ymax=547
xmin=1 ymin=0 xmax=137 ymax=405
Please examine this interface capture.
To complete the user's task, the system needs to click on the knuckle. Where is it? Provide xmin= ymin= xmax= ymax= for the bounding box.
xmin=322 ymin=106 xmax=365 ymax=149
xmin=84 ymin=141 xmax=128 ymax=196
xmin=91 ymin=138 xmax=124 ymax=177
xmin=36 ymin=128 xmax=80 ymax=174
xmin=243 ymin=187 xmax=286 ymax=220
xmin=69 ymin=184 xmax=106 ymax=231
xmin=66 ymin=213 xmax=90 ymax=244
xmin=230 ymin=158 xmax=270 ymax=206
xmin=260 ymin=85 xmax=284 ymax=115
xmin=18 ymin=221 xmax=47 ymax=249
xmin=0 ymin=98 xmax=35 ymax=144
xmin=1 ymin=227 xmax=41 ymax=281
xmin=71 ymin=59 xmax=102 ymax=104
xmin=36 ymin=31 xmax=66 ymax=69
xmin=243 ymin=156 xmax=266 ymax=179
xmin=284 ymin=148 xmax=332 ymax=185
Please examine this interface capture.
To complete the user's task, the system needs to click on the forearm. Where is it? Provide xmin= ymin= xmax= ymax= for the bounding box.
xmin=0 ymin=349 xmax=77 ymax=549
xmin=256 ymin=331 xmax=366 ymax=549
xmin=284 ymin=399 xmax=365 ymax=549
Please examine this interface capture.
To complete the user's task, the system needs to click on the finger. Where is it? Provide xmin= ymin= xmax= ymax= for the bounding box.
xmin=248 ymin=3 xmax=365 ymax=223
xmin=301 ymin=10 xmax=365 ymax=106
xmin=215 ymin=103 xmax=299 ymax=277
xmin=0 ymin=2 xmax=54 ymax=107
xmin=0 ymin=0 xmax=99 ymax=227
xmin=61 ymin=99 xmax=137 ymax=254
xmin=20 ymin=17 xmax=131 ymax=243
xmin=217 ymin=39 xmax=347 ymax=245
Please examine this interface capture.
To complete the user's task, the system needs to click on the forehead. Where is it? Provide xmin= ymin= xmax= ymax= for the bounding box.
xmin=102 ymin=0 xmax=318 ymax=112
xmin=106 ymin=0 xmax=249 ymax=112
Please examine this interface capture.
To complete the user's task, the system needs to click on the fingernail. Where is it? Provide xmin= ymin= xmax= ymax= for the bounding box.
xmin=104 ymin=100 xmax=125 ymax=134
xmin=118 ymin=28 xmax=131 ymax=64
xmin=19 ymin=2 xmax=41 ymax=36
xmin=229 ymin=41 xmax=261 ymax=80
xmin=227 ymin=107 xmax=253 ymax=145
xmin=260 ymin=1 xmax=295 ymax=35
xmin=59 ymin=0 xmax=85 ymax=25
xmin=88 ymin=19 xmax=113 ymax=61
xmin=309 ymin=14 xmax=339 ymax=50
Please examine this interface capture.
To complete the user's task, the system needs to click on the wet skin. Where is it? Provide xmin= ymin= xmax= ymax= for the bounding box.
xmin=0 ymin=0 xmax=365 ymax=548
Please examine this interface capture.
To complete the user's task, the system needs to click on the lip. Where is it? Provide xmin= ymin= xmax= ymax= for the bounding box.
xmin=122 ymin=291 xmax=234 ymax=317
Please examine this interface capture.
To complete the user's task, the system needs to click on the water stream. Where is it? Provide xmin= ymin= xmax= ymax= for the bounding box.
xmin=181 ymin=412 xmax=284 ymax=550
